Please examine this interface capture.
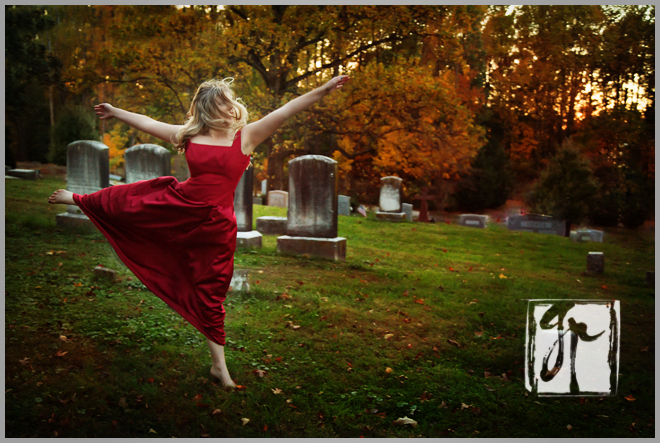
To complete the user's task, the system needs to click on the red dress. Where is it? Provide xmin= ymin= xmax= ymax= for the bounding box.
xmin=72 ymin=132 xmax=250 ymax=345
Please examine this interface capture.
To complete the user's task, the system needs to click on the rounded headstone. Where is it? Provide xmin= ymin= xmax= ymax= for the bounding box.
xmin=234 ymin=167 xmax=254 ymax=232
xmin=125 ymin=144 xmax=171 ymax=184
xmin=379 ymin=176 xmax=402 ymax=212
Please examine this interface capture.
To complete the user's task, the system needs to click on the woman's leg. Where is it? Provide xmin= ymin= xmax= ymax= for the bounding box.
xmin=207 ymin=339 xmax=236 ymax=388
xmin=48 ymin=189 xmax=75 ymax=205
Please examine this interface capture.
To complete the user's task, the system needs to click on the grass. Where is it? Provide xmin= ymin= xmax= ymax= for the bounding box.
xmin=5 ymin=175 xmax=655 ymax=437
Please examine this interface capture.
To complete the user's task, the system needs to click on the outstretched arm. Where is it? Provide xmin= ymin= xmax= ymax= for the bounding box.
xmin=95 ymin=104 xmax=183 ymax=144
xmin=241 ymin=75 xmax=349 ymax=156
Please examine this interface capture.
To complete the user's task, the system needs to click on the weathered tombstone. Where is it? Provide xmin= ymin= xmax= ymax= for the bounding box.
xmin=586 ymin=252 xmax=604 ymax=274
xmin=402 ymin=203 xmax=413 ymax=222
xmin=268 ymin=190 xmax=288 ymax=208
xmin=458 ymin=214 xmax=489 ymax=229
xmin=6 ymin=169 xmax=40 ymax=180
xmin=507 ymin=214 xmax=566 ymax=236
xmin=94 ymin=266 xmax=118 ymax=282
xmin=56 ymin=140 xmax=110 ymax=231
xmin=569 ymin=229 xmax=604 ymax=243
xmin=229 ymin=269 xmax=250 ymax=292
xmin=171 ymin=153 xmax=190 ymax=182
xmin=261 ymin=179 xmax=267 ymax=197
xmin=338 ymin=195 xmax=351 ymax=216
xmin=277 ymin=155 xmax=346 ymax=261
xmin=256 ymin=216 xmax=288 ymax=235
xmin=254 ymin=197 xmax=263 ymax=205
xmin=376 ymin=176 xmax=406 ymax=222
xmin=234 ymin=167 xmax=262 ymax=249
xmin=124 ymin=144 xmax=171 ymax=184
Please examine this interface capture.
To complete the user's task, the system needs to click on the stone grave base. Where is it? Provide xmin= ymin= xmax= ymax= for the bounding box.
xmin=277 ymin=236 xmax=346 ymax=261
xmin=570 ymin=229 xmax=604 ymax=243
xmin=253 ymin=197 xmax=263 ymax=205
xmin=230 ymin=269 xmax=250 ymax=292
xmin=376 ymin=211 xmax=406 ymax=222
xmin=7 ymin=169 xmax=40 ymax=180
xmin=56 ymin=213 xmax=97 ymax=232
xmin=256 ymin=216 xmax=287 ymax=235
xmin=237 ymin=230 xmax=263 ymax=249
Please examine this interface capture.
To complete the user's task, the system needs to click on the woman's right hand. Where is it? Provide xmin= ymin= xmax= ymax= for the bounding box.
xmin=94 ymin=103 xmax=116 ymax=120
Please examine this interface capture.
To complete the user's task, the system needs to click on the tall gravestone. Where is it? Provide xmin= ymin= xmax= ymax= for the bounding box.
xmin=234 ymin=167 xmax=262 ymax=249
xmin=507 ymin=214 xmax=566 ymax=236
xmin=338 ymin=195 xmax=351 ymax=216
xmin=124 ymin=144 xmax=171 ymax=183
xmin=277 ymin=155 xmax=346 ymax=261
xmin=56 ymin=140 xmax=110 ymax=231
xmin=376 ymin=176 xmax=406 ymax=222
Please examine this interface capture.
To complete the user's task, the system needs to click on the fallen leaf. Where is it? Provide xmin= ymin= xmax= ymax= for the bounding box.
xmin=640 ymin=346 xmax=649 ymax=352
xmin=55 ymin=350 xmax=68 ymax=357
xmin=147 ymin=378 xmax=155 ymax=383
xmin=484 ymin=371 xmax=492 ymax=378
xmin=439 ymin=401 xmax=448 ymax=408
xmin=263 ymin=424 xmax=268 ymax=431
xmin=254 ymin=369 xmax=266 ymax=378
xmin=567 ymin=425 xmax=573 ymax=431
xmin=118 ymin=397 xmax=128 ymax=408
xmin=414 ymin=299 xmax=424 ymax=305
xmin=384 ymin=333 xmax=394 ymax=340
xmin=275 ymin=357 xmax=283 ymax=362
xmin=285 ymin=321 xmax=301 ymax=330
xmin=149 ymin=429 xmax=157 ymax=434
xmin=499 ymin=274 xmax=508 ymax=279
xmin=447 ymin=339 xmax=460 ymax=348
xmin=601 ymin=285 xmax=608 ymax=290
xmin=212 ymin=409 xmax=222 ymax=416
xmin=385 ymin=367 xmax=393 ymax=373
xmin=625 ymin=395 xmax=636 ymax=402
xmin=420 ymin=391 xmax=432 ymax=402
xmin=461 ymin=403 xmax=473 ymax=410
xmin=448 ymin=267 xmax=455 ymax=272
xmin=235 ymin=385 xmax=247 ymax=390
xmin=276 ymin=293 xmax=292 ymax=301
xmin=193 ymin=394 xmax=203 ymax=401
xmin=272 ymin=388 xmax=283 ymax=395
xmin=19 ymin=357 xmax=29 ymax=365
xmin=474 ymin=331 xmax=483 ymax=337
xmin=402 ymin=290 xmax=409 ymax=297
xmin=394 ymin=416 xmax=417 ymax=427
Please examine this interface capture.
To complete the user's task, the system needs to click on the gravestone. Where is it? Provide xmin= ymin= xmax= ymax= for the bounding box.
xmin=412 ymin=187 xmax=439 ymax=222
xmin=256 ymin=216 xmax=288 ymax=235
xmin=458 ymin=214 xmax=489 ymax=229
xmin=234 ymin=167 xmax=262 ymax=249
xmin=6 ymin=169 xmax=40 ymax=180
xmin=507 ymin=214 xmax=566 ymax=236
xmin=56 ymin=140 xmax=110 ymax=231
xmin=586 ymin=252 xmax=604 ymax=274
xmin=569 ymin=229 xmax=604 ymax=243
xmin=124 ymin=144 xmax=171 ymax=184
xmin=338 ymin=195 xmax=351 ymax=216
xmin=277 ymin=155 xmax=346 ymax=261
xmin=261 ymin=179 xmax=267 ymax=197
xmin=376 ymin=176 xmax=406 ymax=222
xmin=171 ymin=153 xmax=190 ymax=182
xmin=268 ymin=190 xmax=288 ymax=208
xmin=229 ymin=269 xmax=250 ymax=292
xmin=402 ymin=203 xmax=413 ymax=222
xmin=253 ymin=197 xmax=263 ymax=205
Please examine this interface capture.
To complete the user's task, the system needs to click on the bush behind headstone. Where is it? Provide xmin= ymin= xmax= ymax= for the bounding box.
xmin=48 ymin=106 xmax=99 ymax=166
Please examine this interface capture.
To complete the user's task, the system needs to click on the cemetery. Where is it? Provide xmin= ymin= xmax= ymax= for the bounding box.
xmin=5 ymin=4 xmax=654 ymax=439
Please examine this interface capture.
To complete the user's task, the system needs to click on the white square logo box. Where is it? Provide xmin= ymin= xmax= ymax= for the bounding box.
xmin=525 ymin=300 xmax=620 ymax=397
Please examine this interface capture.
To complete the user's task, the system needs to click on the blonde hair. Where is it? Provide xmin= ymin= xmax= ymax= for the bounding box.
xmin=173 ymin=78 xmax=248 ymax=153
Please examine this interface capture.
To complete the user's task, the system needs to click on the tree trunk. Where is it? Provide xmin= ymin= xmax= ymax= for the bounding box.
xmin=565 ymin=220 xmax=572 ymax=237
xmin=265 ymin=137 xmax=288 ymax=192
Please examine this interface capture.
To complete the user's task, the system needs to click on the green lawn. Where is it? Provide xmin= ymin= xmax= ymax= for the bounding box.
xmin=5 ymin=175 xmax=655 ymax=437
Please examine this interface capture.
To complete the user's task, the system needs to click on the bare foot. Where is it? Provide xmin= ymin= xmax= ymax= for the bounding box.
xmin=48 ymin=189 xmax=75 ymax=205
xmin=210 ymin=366 xmax=236 ymax=389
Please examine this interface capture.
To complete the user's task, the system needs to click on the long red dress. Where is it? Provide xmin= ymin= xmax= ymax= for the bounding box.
xmin=72 ymin=132 xmax=250 ymax=345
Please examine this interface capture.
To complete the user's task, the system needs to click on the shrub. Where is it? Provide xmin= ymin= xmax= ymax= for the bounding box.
xmin=48 ymin=106 xmax=99 ymax=166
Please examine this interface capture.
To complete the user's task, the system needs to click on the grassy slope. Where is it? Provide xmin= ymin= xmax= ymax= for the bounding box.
xmin=5 ymin=175 xmax=655 ymax=437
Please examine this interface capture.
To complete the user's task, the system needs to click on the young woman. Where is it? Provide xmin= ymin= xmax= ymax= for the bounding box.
xmin=49 ymin=75 xmax=350 ymax=388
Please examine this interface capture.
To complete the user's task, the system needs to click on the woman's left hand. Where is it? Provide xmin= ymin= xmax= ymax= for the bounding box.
xmin=324 ymin=75 xmax=350 ymax=94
